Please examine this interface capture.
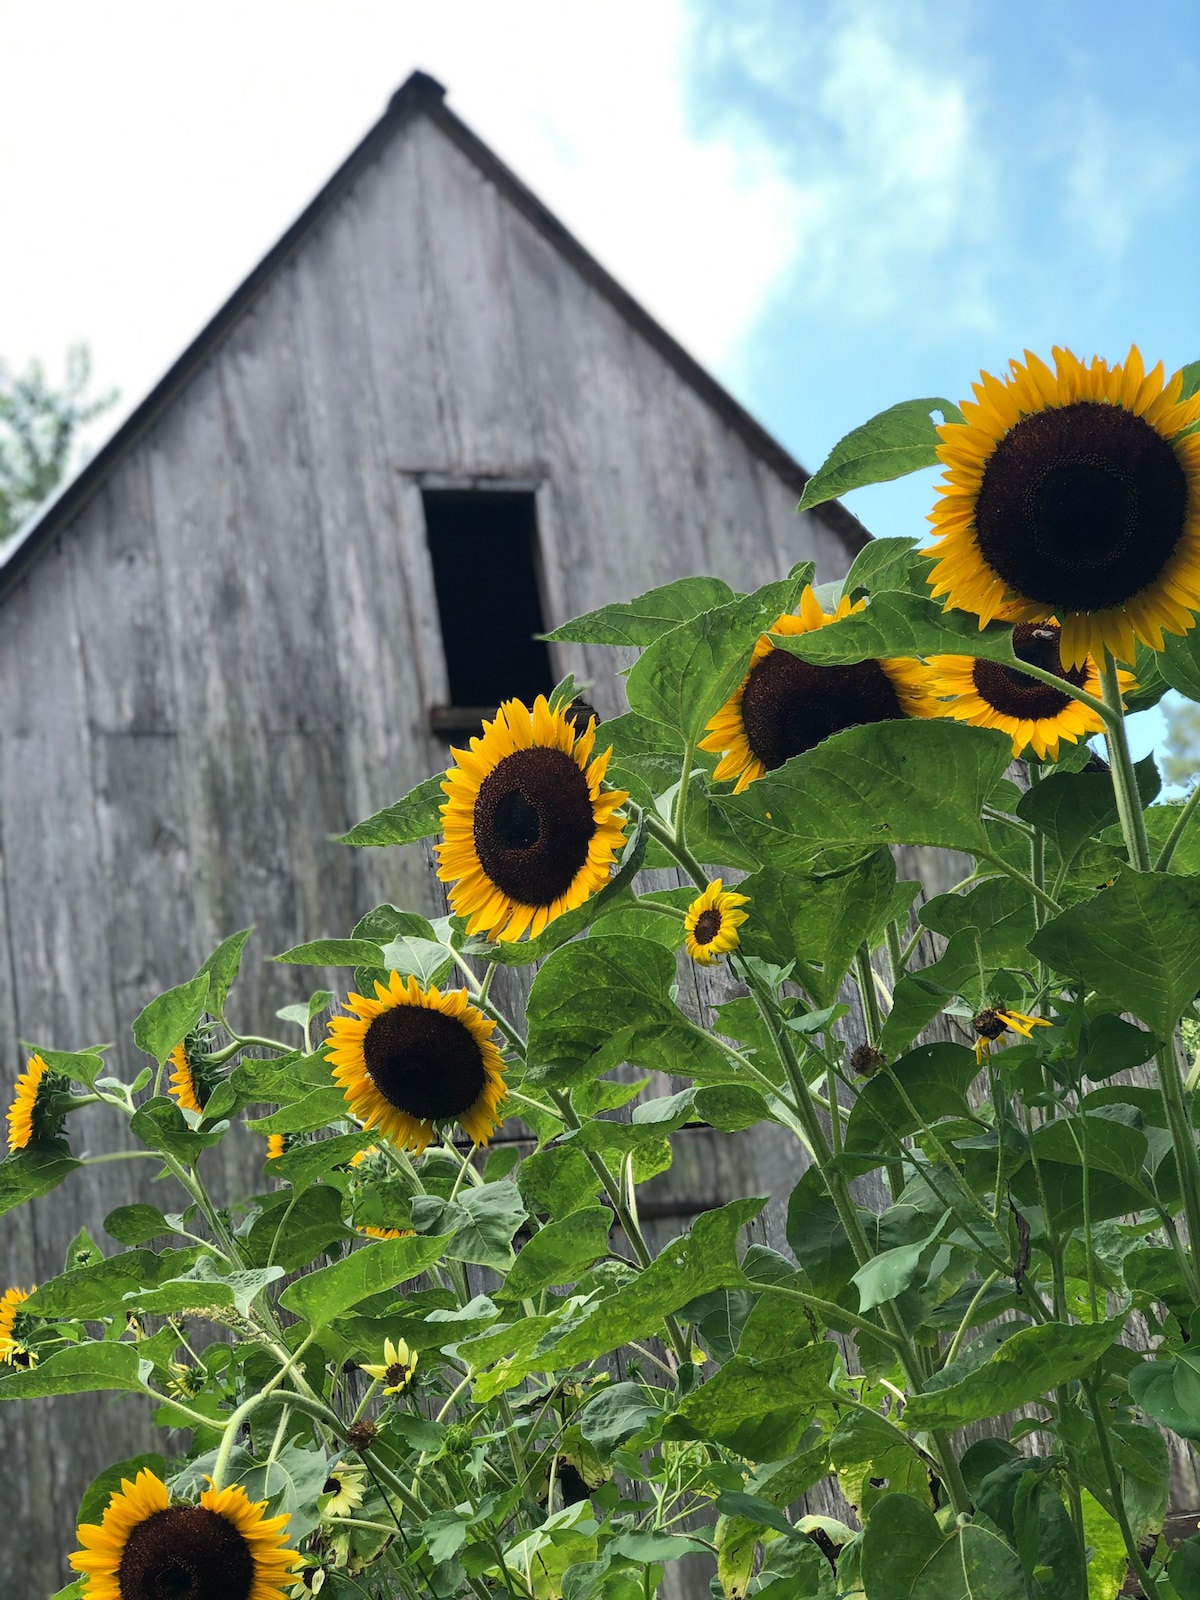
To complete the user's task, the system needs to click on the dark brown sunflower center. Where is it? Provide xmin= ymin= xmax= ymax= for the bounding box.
xmin=117 ymin=1506 xmax=254 ymax=1600
xmin=473 ymin=746 xmax=597 ymax=907
xmin=363 ymin=1004 xmax=487 ymax=1122
xmin=692 ymin=908 xmax=723 ymax=946
xmin=973 ymin=1008 xmax=1007 ymax=1040
xmin=970 ymin=623 xmax=1087 ymax=719
xmin=323 ymin=1476 xmax=341 ymax=1495
xmin=974 ymin=401 xmax=1188 ymax=610
xmin=739 ymin=650 xmax=904 ymax=770
xmin=386 ymin=1362 xmax=410 ymax=1385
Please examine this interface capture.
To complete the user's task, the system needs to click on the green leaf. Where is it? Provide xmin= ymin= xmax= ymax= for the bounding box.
xmin=237 ymin=1443 xmax=329 ymax=1542
xmin=271 ymin=938 xmax=386 ymax=968
xmin=377 ymin=934 xmax=454 ymax=986
xmin=668 ymin=1343 xmax=837 ymax=1453
xmin=132 ymin=1258 xmax=285 ymax=1318
xmin=540 ymin=1197 xmax=766 ymax=1364
xmin=130 ymin=1097 xmax=229 ymax=1163
xmin=1160 ymin=626 xmax=1200 ymax=701
xmin=919 ymin=877 xmax=1038 ymax=968
xmin=280 ymin=1234 xmax=450 ymax=1330
xmin=843 ymin=1044 xmax=981 ymax=1172
xmin=1030 ymin=870 xmax=1200 ymax=1036
xmin=21 ymin=1045 xmax=108 ymax=1088
xmin=337 ymin=773 xmax=446 ymax=847
xmin=769 ymin=588 xmax=1020 ymax=667
xmin=27 ymin=1247 xmax=203 ymax=1318
xmin=517 ymin=1145 xmax=602 ymax=1221
xmin=545 ymin=575 xmax=736 ymax=646
xmin=77 ymin=1453 xmax=167 ymax=1527
xmin=798 ymin=398 xmax=965 ymax=511
xmin=104 ymin=1204 xmax=174 ymax=1246
xmin=579 ymin=1382 xmax=663 ymax=1455
xmin=860 ymin=1494 xmax=1025 ymax=1600
xmin=246 ymin=1088 xmax=348 ymax=1134
xmin=785 ymin=1166 xmax=866 ymax=1301
xmin=273 ymin=1131 xmax=371 ymax=1192
xmin=411 ymin=1182 xmax=527 ymax=1272
xmin=718 ymin=722 xmax=1012 ymax=869
xmin=131 ymin=971 xmax=210 ymax=1065
xmin=1016 ymin=758 xmax=1159 ymax=865
xmin=196 ymin=928 xmax=253 ymax=1012
xmin=903 ymin=1318 xmax=1123 ymax=1432
xmin=630 ymin=1083 xmax=773 ymax=1136
xmin=851 ymin=1210 xmax=950 ymax=1312
xmin=0 ymin=1342 xmax=148 ymax=1399
xmin=0 ymin=1146 xmax=81 ymax=1217
xmin=244 ymin=1186 xmax=352 ymax=1271
xmin=500 ymin=1207 xmax=613 ymax=1302
xmin=841 ymin=535 xmax=926 ymax=599
xmin=625 ymin=569 xmax=812 ymax=741
xmin=1031 ymin=1113 xmax=1148 ymax=1185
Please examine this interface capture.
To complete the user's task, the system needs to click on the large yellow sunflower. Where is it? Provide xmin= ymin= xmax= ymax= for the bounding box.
xmin=326 ymin=971 xmax=507 ymax=1153
xmin=69 ymin=1467 xmax=300 ymax=1599
xmin=0 ymin=1285 xmax=36 ymax=1368
xmin=927 ymin=621 xmax=1137 ymax=759
xmin=699 ymin=585 xmax=933 ymax=792
xmin=437 ymin=695 xmax=628 ymax=941
xmin=926 ymin=346 xmax=1200 ymax=668
xmin=6 ymin=1053 xmax=52 ymax=1152
xmin=683 ymin=880 xmax=749 ymax=966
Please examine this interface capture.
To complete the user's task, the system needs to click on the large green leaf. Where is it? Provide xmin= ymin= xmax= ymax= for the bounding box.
xmin=131 ymin=972 xmax=210 ymax=1065
xmin=544 ymin=575 xmax=736 ymax=646
xmin=337 ymin=773 xmax=446 ymax=847
xmin=625 ymin=569 xmax=812 ymax=741
xmin=851 ymin=1209 xmax=950 ymax=1312
xmin=499 ymin=1207 xmax=614 ymax=1302
xmin=666 ymin=1343 xmax=837 ymax=1457
xmin=1016 ymin=759 xmax=1159 ymax=866
xmin=0 ymin=1146 xmax=81 ymax=1218
xmin=196 ymin=928 xmax=253 ymax=1012
xmin=785 ymin=1166 xmax=868 ymax=1301
xmin=410 ymin=1182 xmax=527 ymax=1272
xmin=1160 ymin=626 xmax=1200 ymax=700
xmin=769 ymin=589 xmax=1020 ymax=667
xmin=27 ymin=1248 xmax=204 ymax=1319
xmin=843 ymin=1044 xmax=981 ymax=1171
xmin=540 ymin=1197 xmax=766 ymax=1364
xmin=279 ymin=1234 xmax=449 ymax=1330
xmin=237 ymin=1443 xmax=329 ymax=1542
xmin=0 ymin=1342 xmax=148 ymax=1399
xmin=903 ymin=1318 xmax=1123 ymax=1432
xmin=797 ymin=397 xmax=965 ymax=511
xmin=1031 ymin=871 xmax=1200 ymax=1036
xmin=918 ymin=878 xmax=1038 ymax=967
xmin=718 ymin=722 xmax=1012 ymax=869
xmin=860 ymin=1493 xmax=1025 ymax=1600
xmin=271 ymin=939 xmax=387 ymax=968
xmin=129 ymin=1098 xmax=229 ymax=1163
xmin=841 ymin=535 xmax=927 ymax=599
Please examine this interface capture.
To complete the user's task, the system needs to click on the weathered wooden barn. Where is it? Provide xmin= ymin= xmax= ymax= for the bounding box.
xmin=0 ymin=70 xmax=868 ymax=1589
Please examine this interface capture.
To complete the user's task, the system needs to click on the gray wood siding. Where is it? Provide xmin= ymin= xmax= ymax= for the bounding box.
xmin=0 ymin=107 xmax=850 ymax=1589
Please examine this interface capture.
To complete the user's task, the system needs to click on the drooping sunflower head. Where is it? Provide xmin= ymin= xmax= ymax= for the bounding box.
xmin=683 ymin=880 xmax=750 ymax=966
xmin=699 ymin=586 xmax=934 ymax=792
xmin=360 ymin=1336 xmax=418 ymax=1395
xmin=5 ymin=1052 xmax=66 ymax=1153
xmin=0 ymin=1285 xmax=37 ymax=1369
xmin=69 ymin=1468 xmax=300 ymax=1600
xmin=926 ymin=621 xmax=1136 ymax=760
xmin=167 ymin=1038 xmax=207 ymax=1117
xmin=326 ymin=971 xmax=507 ymax=1154
xmin=927 ymin=346 xmax=1200 ymax=667
xmin=437 ymin=696 xmax=629 ymax=941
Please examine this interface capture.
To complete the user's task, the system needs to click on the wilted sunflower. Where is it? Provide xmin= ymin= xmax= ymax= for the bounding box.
xmin=437 ymin=695 xmax=628 ymax=941
xmin=699 ymin=586 xmax=932 ymax=792
xmin=320 ymin=1465 xmax=366 ymax=1519
xmin=973 ymin=1007 xmax=1051 ymax=1063
xmin=927 ymin=622 xmax=1136 ymax=760
xmin=360 ymin=1337 xmax=418 ymax=1395
xmin=69 ymin=1468 xmax=299 ymax=1600
xmin=0 ymin=1285 xmax=36 ymax=1369
xmin=326 ymin=972 xmax=506 ymax=1153
xmin=684 ymin=880 xmax=750 ymax=966
xmin=6 ymin=1053 xmax=63 ymax=1153
xmin=926 ymin=346 xmax=1200 ymax=668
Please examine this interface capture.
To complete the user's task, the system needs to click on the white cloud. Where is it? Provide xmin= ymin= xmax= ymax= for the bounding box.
xmin=0 ymin=0 xmax=804 ymax=429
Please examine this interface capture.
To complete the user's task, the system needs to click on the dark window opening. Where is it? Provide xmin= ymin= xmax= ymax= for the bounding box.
xmin=423 ymin=490 xmax=555 ymax=737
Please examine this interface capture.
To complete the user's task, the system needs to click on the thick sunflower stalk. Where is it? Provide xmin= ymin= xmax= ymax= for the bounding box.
xmin=4 ymin=344 xmax=1200 ymax=1600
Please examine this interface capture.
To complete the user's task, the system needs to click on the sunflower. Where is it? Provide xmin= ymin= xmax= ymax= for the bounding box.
xmin=699 ymin=586 xmax=933 ymax=792
xmin=6 ymin=1053 xmax=62 ymax=1153
xmin=927 ymin=621 xmax=1137 ymax=760
xmin=0 ymin=1285 xmax=36 ymax=1369
xmin=347 ymin=1144 xmax=379 ymax=1168
xmin=437 ymin=695 xmax=629 ymax=941
xmin=683 ymin=880 xmax=750 ymax=966
xmin=69 ymin=1468 xmax=300 ymax=1600
xmin=167 ymin=1040 xmax=204 ymax=1115
xmin=355 ymin=1224 xmax=415 ymax=1241
xmin=265 ymin=1135 xmax=286 ymax=1161
xmin=360 ymin=1337 xmax=418 ymax=1395
xmin=926 ymin=346 xmax=1200 ymax=668
xmin=326 ymin=972 xmax=507 ymax=1153
xmin=973 ymin=1007 xmax=1052 ymax=1063
xmin=319 ymin=1465 xmax=366 ymax=1519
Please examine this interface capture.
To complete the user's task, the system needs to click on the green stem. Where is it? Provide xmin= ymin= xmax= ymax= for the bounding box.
xmin=211 ymin=1334 xmax=316 ymax=1489
xmin=943 ymin=1272 xmax=1000 ymax=1368
xmin=976 ymin=849 xmax=1062 ymax=914
xmin=1083 ymin=1378 xmax=1169 ymax=1599
xmin=1154 ymin=1037 xmax=1200 ymax=1299
xmin=886 ymin=919 xmax=907 ymax=986
xmin=1100 ymin=651 xmax=1152 ymax=871
xmin=1155 ymin=780 xmax=1200 ymax=871
xmin=642 ymin=811 xmax=708 ymax=891
xmin=854 ymin=946 xmax=883 ymax=1048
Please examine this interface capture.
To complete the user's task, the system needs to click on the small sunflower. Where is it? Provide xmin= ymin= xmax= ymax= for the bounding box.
xmin=167 ymin=1361 xmax=206 ymax=1400
xmin=927 ymin=621 xmax=1137 ymax=760
xmin=0 ymin=1285 xmax=37 ymax=1369
xmin=5 ymin=1052 xmax=64 ymax=1153
xmin=355 ymin=1224 xmax=415 ymax=1241
xmin=265 ymin=1134 xmax=286 ymax=1161
xmin=437 ymin=695 xmax=629 ymax=941
xmin=69 ymin=1467 xmax=300 ymax=1600
xmin=167 ymin=1040 xmax=205 ymax=1115
xmin=683 ymin=880 xmax=750 ymax=966
xmin=326 ymin=972 xmax=506 ymax=1153
xmin=347 ymin=1144 xmax=379 ymax=1168
xmin=973 ymin=1007 xmax=1052 ymax=1063
xmin=926 ymin=346 xmax=1200 ymax=668
xmin=319 ymin=1464 xmax=366 ymax=1519
xmin=360 ymin=1337 xmax=418 ymax=1395
xmin=699 ymin=586 xmax=933 ymax=792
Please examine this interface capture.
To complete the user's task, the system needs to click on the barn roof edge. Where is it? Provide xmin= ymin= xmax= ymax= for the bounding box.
xmin=0 ymin=69 xmax=868 ymax=602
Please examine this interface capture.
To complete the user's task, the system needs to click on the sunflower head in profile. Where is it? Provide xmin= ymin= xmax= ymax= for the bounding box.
xmin=0 ymin=1284 xmax=37 ymax=1369
xmin=319 ymin=1464 xmax=366 ymax=1520
xmin=326 ymin=972 xmax=506 ymax=1153
xmin=926 ymin=346 xmax=1200 ymax=668
xmin=69 ymin=1467 xmax=300 ymax=1600
xmin=683 ymin=880 xmax=750 ymax=966
xmin=360 ymin=1336 xmax=418 ymax=1395
xmin=927 ymin=621 xmax=1137 ymax=760
xmin=6 ymin=1052 xmax=68 ymax=1154
xmin=437 ymin=696 xmax=629 ymax=942
xmin=699 ymin=586 xmax=933 ymax=792
xmin=167 ymin=1034 xmax=219 ymax=1118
